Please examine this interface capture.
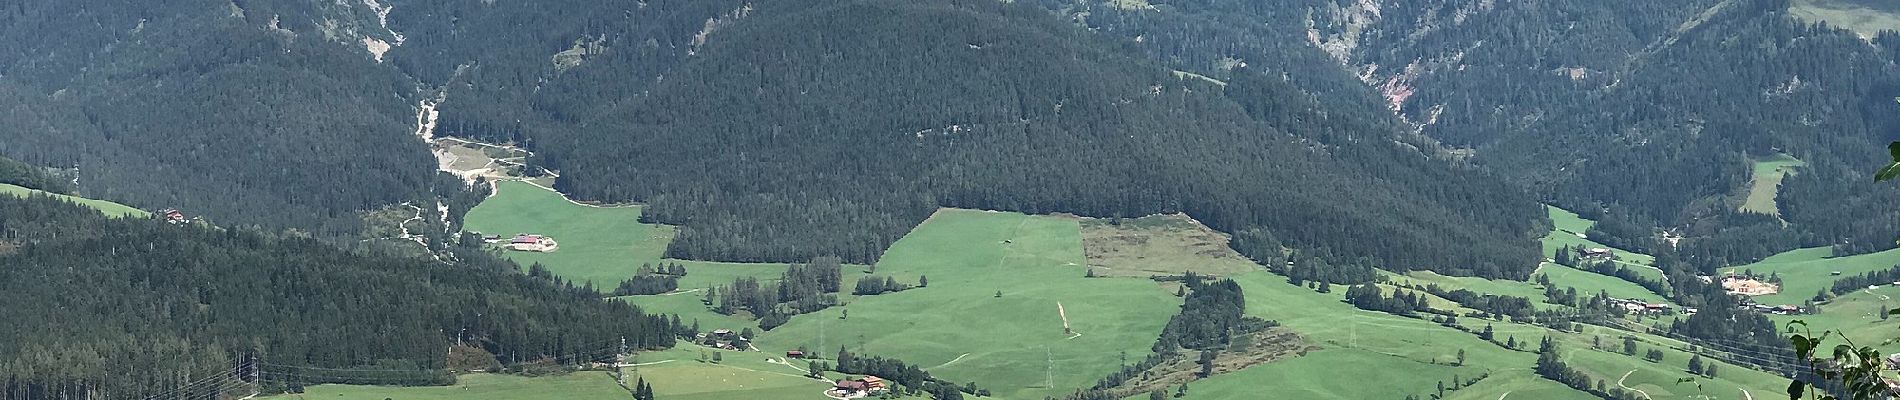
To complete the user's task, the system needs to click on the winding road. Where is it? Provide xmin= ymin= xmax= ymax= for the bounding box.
xmin=1618 ymin=370 xmax=1653 ymax=400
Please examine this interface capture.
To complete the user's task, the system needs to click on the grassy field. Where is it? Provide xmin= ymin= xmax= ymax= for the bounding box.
xmin=1541 ymin=205 xmax=1664 ymax=282
xmin=0 ymin=183 xmax=149 ymax=218
xmin=616 ymin=260 xmax=869 ymax=334
xmin=1079 ymin=214 xmax=1260 ymax=278
xmin=753 ymin=209 xmax=1181 ymax=399
xmin=1539 ymin=263 xmax=1669 ymax=303
xmin=463 ymin=180 xmax=677 ymax=289
xmin=1791 ymin=0 xmax=1900 ymax=39
xmin=261 ymin=372 xmax=631 ymax=400
xmin=1224 ymin=270 xmax=1548 ymax=398
xmin=1174 ymin=348 xmax=1476 ymax=399
xmin=1740 ymin=153 xmax=1804 ymax=216
xmin=1441 ymin=369 xmax=1598 ymax=400
xmin=1769 ymin=285 xmax=1900 ymax=355
xmin=1731 ymin=247 xmax=1900 ymax=304
xmin=626 ymin=347 xmax=833 ymax=400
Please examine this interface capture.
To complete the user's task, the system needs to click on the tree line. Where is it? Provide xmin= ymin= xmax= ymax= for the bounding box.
xmin=0 ymin=194 xmax=680 ymax=399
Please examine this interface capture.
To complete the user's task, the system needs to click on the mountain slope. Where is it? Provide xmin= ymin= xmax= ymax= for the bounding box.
xmin=504 ymin=0 xmax=1546 ymax=276
xmin=0 ymin=194 xmax=676 ymax=399
xmin=0 ymin=0 xmax=433 ymax=236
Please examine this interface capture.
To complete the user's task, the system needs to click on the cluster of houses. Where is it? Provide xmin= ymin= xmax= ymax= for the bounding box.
xmin=1578 ymin=247 xmax=1615 ymax=260
xmin=1608 ymin=298 xmax=1676 ymax=315
xmin=830 ymin=375 xmax=888 ymax=397
xmin=1737 ymin=298 xmax=1805 ymax=315
xmin=1718 ymin=275 xmax=1780 ymax=296
xmin=478 ymin=233 xmax=559 ymax=252
xmin=694 ymin=329 xmax=748 ymax=351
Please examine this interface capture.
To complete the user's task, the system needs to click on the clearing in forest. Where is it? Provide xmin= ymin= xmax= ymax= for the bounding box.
xmin=753 ymin=208 xmax=1180 ymax=400
xmin=1078 ymin=213 xmax=1260 ymax=278
xmin=1738 ymin=153 xmax=1804 ymax=216
xmin=463 ymin=180 xmax=676 ymax=289
xmin=1791 ymin=0 xmax=1900 ymax=39
xmin=257 ymin=372 xmax=630 ymax=400
xmin=1540 ymin=205 xmax=1663 ymax=281
xmin=0 ymin=183 xmax=149 ymax=218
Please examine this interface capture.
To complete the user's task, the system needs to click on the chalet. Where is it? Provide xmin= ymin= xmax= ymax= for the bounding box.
xmin=1578 ymin=247 xmax=1615 ymax=259
xmin=834 ymin=380 xmax=867 ymax=393
xmin=785 ymin=350 xmax=805 ymax=359
xmin=158 ymin=209 xmax=187 ymax=224
xmin=1644 ymin=303 xmax=1670 ymax=311
xmin=831 ymin=376 xmax=888 ymax=395
xmin=1773 ymin=305 xmax=1801 ymax=315
xmin=507 ymin=234 xmax=558 ymax=252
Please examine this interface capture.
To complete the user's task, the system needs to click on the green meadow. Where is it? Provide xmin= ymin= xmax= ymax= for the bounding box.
xmin=463 ymin=180 xmax=677 ymax=289
xmin=754 ymin=209 xmax=1181 ymax=400
xmin=0 ymin=183 xmax=149 ymax=218
xmin=1539 ymin=264 xmax=1669 ymax=303
xmin=1791 ymin=0 xmax=1900 ymax=39
xmin=1731 ymin=247 xmax=1900 ymax=304
xmin=627 ymin=347 xmax=832 ymax=400
xmin=1541 ymin=205 xmax=1664 ymax=282
xmin=1226 ymin=270 xmax=1546 ymax=398
xmin=260 ymin=372 xmax=630 ymax=400
xmin=1739 ymin=153 xmax=1804 ymax=216
xmin=1770 ymin=285 xmax=1900 ymax=355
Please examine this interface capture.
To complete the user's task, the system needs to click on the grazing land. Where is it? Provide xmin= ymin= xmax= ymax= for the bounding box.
xmin=463 ymin=180 xmax=677 ymax=289
xmin=1739 ymin=153 xmax=1804 ymax=216
xmin=0 ymin=183 xmax=149 ymax=218
xmin=259 ymin=372 xmax=630 ymax=400
xmin=1541 ymin=205 xmax=1663 ymax=281
xmin=1731 ymin=247 xmax=1900 ymax=304
xmin=1791 ymin=0 xmax=1900 ymax=39
xmin=1079 ymin=214 xmax=1261 ymax=278
xmin=1769 ymin=284 xmax=1900 ymax=355
xmin=626 ymin=347 xmax=833 ymax=400
xmin=1538 ymin=264 xmax=1669 ymax=303
xmin=753 ymin=209 xmax=1181 ymax=400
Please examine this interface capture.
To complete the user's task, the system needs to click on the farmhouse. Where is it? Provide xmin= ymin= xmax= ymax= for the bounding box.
xmin=785 ymin=350 xmax=805 ymax=359
xmin=507 ymin=234 xmax=558 ymax=252
xmin=157 ymin=209 xmax=187 ymax=224
xmin=831 ymin=376 xmax=888 ymax=396
xmin=1577 ymin=247 xmax=1614 ymax=259
xmin=1721 ymin=276 xmax=1779 ymax=296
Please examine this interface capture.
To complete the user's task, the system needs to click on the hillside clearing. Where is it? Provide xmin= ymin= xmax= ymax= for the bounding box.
xmin=463 ymin=180 xmax=676 ymax=289
xmin=1079 ymin=214 xmax=1260 ymax=278
xmin=1790 ymin=0 xmax=1900 ymax=39
xmin=1738 ymin=153 xmax=1803 ymax=216
xmin=0 ymin=183 xmax=149 ymax=218
xmin=258 ymin=371 xmax=630 ymax=400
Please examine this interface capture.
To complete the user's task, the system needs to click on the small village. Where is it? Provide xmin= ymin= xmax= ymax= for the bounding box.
xmin=478 ymin=233 xmax=560 ymax=252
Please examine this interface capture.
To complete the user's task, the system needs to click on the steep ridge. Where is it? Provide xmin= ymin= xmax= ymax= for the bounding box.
xmin=523 ymin=0 xmax=1544 ymax=276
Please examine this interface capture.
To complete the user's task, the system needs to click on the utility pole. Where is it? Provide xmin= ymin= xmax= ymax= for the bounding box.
xmin=1045 ymin=346 xmax=1053 ymax=388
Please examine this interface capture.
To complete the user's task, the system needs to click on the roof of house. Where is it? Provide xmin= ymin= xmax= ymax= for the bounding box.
xmin=836 ymin=380 xmax=867 ymax=390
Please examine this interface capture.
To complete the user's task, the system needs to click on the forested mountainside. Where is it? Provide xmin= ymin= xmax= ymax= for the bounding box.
xmin=1054 ymin=0 xmax=1900 ymax=271
xmin=1304 ymin=0 xmax=1900 ymax=268
xmin=0 ymin=194 xmax=676 ymax=399
xmin=0 ymin=0 xmax=434 ymax=236
xmin=383 ymin=0 xmax=1545 ymax=277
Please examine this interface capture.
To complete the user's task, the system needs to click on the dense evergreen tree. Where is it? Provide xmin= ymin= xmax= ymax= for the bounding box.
xmin=0 ymin=194 xmax=677 ymax=398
